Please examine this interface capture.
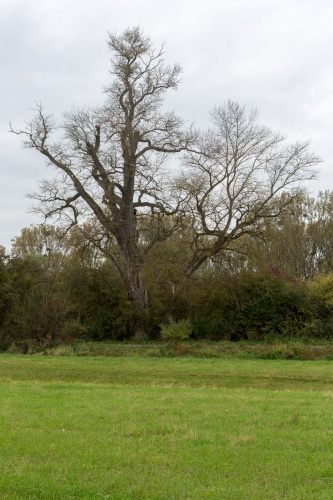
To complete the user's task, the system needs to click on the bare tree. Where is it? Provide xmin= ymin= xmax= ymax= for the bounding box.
xmin=178 ymin=101 xmax=321 ymax=276
xmin=11 ymin=29 xmax=321 ymax=333
xmin=11 ymin=27 xmax=194 ymax=327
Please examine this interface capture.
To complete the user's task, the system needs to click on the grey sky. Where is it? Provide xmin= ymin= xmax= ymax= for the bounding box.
xmin=2 ymin=0 xmax=333 ymax=251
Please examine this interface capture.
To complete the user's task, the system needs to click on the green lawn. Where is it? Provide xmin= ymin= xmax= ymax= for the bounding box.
xmin=0 ymin=355 xmax=333 ymax=498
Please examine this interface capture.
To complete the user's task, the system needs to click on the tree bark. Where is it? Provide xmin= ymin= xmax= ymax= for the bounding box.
xmin=114 ymin=202 xmax=149 ymax=336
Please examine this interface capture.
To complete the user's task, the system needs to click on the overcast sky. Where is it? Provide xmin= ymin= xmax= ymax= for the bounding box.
xmin=2 ymin=0 xmax=333 ymax=251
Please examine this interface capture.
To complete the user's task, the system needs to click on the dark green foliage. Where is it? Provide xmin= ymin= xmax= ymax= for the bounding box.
xmin=2 ymin=256 xmax=333 ymax=347
xmin=63 ymin=261 xmax=134 ymax=340
xmin=5 ymin=219 xmax=333 ymax=348
xmin=189 ymin=271 xmax=316 ymax=341
xmin=0 ymin=257 xmax=10 ymax=328
xmin=1 ymin=256 xmax=68 ymax=346
xmin=60 ymin=320 xmax=88 ymax=344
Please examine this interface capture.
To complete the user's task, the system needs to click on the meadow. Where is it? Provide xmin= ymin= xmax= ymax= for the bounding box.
xmin=1 ymin=355 xmax=333 ymax=498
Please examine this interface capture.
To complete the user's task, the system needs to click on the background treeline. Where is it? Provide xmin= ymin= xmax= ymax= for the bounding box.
xmin=2 ymin=191 xmax=333 ymax=350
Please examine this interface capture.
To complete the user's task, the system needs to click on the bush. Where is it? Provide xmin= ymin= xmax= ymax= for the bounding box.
xmin=2 ymin=256 xmax=68 ymax=345
xmin=160 ymin=319 xmax=192 ymax=344
xmin=60 ymin=321 xmax=88 ymax=344
xmin=189 ymin=271 xmax=317 ymax=340
xmin=63 ymin=262 xmax=134 ymax=340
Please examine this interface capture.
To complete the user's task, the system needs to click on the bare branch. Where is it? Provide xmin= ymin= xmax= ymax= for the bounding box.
xmin=179 ymin=100 xmax=321 ymax=276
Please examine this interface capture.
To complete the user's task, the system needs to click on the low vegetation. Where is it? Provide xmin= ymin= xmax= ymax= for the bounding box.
xmin=160 ymin=318 xmax=192 ymax=344
xmin=4 ymin=339 xmax=333 ymax=361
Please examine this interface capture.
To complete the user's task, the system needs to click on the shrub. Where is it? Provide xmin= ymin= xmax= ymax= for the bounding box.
xmin=61 ymin=321 xmax=87 ymax=344
xmin=189 ymin=271 xmax=317 ymax=340
xmin=160 ymin=319 xmax=192 ymax=344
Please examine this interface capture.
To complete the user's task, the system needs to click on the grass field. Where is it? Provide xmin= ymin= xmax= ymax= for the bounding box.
xmin=1 ymin=355 xmax=333 ymax=498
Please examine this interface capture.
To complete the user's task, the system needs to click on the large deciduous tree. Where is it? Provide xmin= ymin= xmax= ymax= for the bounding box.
xmin=11 ymin=27 xmax=194 ymax=328
xmin=12 ymin=29 xmax=321 ymax=333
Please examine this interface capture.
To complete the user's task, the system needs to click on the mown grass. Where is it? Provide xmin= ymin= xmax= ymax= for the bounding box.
xmin=1 ymin=355 xmax=333 ymax=498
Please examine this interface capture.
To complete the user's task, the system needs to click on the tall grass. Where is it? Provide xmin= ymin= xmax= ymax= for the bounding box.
xmin=22 ymin=339 xmax=333 ymax=361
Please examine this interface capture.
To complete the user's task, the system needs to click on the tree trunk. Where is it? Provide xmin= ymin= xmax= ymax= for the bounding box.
xmin=123 ymin=255 xmax=149 ymax=338
xmin=123 ymin=255 xmax=149 ymax=311
xmin=115 ymin=210 xmax=150 ymax=337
